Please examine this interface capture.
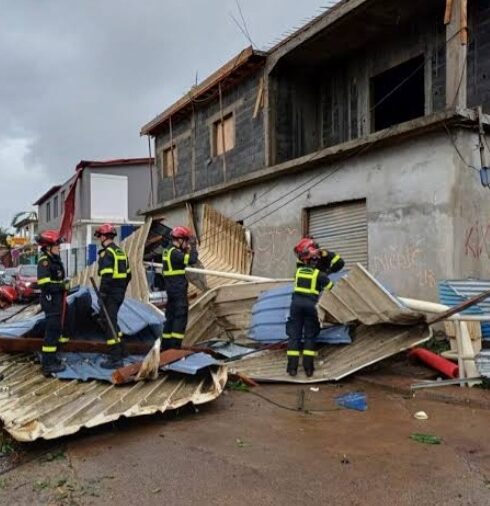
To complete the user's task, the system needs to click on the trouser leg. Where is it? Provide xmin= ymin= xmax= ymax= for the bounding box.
xmin=170 ymin=297 xmax=188 ymax=349
xmin=100 ymin=295 xmax=124 ymax=369
xmin=162 ymin=295 xmax=176 ymax=350
xmin=40 ymin=292 xmax=66 ymax=375
xmin=302 ymin=303 xmax=320 ymax=377
xmin=286 ymin=301 xmax=304 ymax=376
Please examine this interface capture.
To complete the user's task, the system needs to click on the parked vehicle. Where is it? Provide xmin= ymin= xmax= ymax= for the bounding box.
xmin=2 ymin=267 xmax=18 ymax=286
xmin=12 ymin=264 xmax=39 ymax=302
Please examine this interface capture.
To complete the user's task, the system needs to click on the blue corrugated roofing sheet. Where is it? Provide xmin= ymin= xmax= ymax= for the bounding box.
xmin=162 ymin=352 xmax=219 ymax=375
xmin=439 ymin=280 xmax=490 ymax=340
xmin=476 ymin=350 xmax=490 ymax=378
xmin=0 ymin=288 xmax=164 ymax=341
xmin=248 ymin=281 xmax=352 ymax=345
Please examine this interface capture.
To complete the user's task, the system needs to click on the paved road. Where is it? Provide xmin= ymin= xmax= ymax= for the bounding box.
xmin=1 ymin=382 xmax=489 ymax=505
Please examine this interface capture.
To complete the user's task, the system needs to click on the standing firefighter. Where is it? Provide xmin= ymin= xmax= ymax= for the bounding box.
xmin=161 ymin=226 xmax=198 ymax=349
xmin=293 ymin=237 xmax=345 ymax=275
xmin=95 ymin=224 xmax=131 ymax=369
xmin=36 ymin=230 xmax=68 ymax=376
xmin=286 ymin=243 xmax=335 ymax=377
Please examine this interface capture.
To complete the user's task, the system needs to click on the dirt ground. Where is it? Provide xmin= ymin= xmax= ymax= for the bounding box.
xmin=1 ymin=381 xmax=489 ymax=506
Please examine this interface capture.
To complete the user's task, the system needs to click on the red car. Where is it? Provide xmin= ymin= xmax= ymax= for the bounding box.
xmin=12 ymin=264 xmax=40 ymax=302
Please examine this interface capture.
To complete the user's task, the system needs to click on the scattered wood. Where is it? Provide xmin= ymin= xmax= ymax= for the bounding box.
xmin=111 ymin=349 xmax=193 ymax=384
xmin=0 ymin=336 xmax=153 ymax=354
xmin=444 ymin=0 xmax=454 ymax=25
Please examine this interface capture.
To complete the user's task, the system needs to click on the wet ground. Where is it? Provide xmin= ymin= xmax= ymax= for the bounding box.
xmin=1 ymin=381 xmax=489 ymax=505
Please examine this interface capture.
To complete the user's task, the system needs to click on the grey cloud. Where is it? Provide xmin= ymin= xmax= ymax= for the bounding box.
xmin=0 ymin=0 xmax=326 ymax=227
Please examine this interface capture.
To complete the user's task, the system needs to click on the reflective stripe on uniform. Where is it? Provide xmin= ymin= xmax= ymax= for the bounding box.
xmin=171 ymin=332 xmax=184 ymax=339
xmin=107 ymin=247 xmax=129 ymax=279
xmin=162 ymin=247 xmax=186 ymax=276
xmin=162 ymin=333 xmax=173 ymax=339
xmin=294 ymin=267 xmax=320 ymax=295
xmin=325 ymin=281 xmax=334 ymax=291
xmin=183 ymin=253 xmax=190 ymax=265
xmin=100 ymin=268 xmax=114 ymax=275
xmin=107 ymin=337 xmax=121 ymax=346
xmin=38 ymin=277 xmax=64 ymax=286
xmin=303 ymin=350 xmax=317 ymax=357
xmin=331 ymin=254 xmax=341 ymax=266
xmin=287 ymin=350 xmax=300 ymax=357
xmin=58 ymin=336 xmax=70 ymax=343
xmin=42 ymin=345 xmax=57 ymax=353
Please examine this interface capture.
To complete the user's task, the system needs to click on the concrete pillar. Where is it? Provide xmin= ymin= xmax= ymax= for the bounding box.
xmin=446 ymin=0 xmax=468 ymax=109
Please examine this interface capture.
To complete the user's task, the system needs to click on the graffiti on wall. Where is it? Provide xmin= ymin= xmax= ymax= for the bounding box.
xmin=373 ymin=239 xmax=437 ymax=289
xmin=464 ymin=221 xmax=490 ymax=259
xmin=253 ymin=225 xmax=299 ymax=276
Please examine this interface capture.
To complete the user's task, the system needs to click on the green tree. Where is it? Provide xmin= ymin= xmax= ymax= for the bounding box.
xmin=0 ymin=227 xmax=10 ymax=247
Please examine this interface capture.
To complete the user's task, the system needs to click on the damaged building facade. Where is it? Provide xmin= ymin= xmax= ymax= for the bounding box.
xmin=141 ymin=0 xmax=490 ymax=300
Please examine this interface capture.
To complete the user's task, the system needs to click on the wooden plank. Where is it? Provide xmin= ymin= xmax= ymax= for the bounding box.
xmin=253 ymin=76 xmax=265 ymax=119
xmin=0 ymin=337 xmax=153 ymax=354
xmin=460 ymin=0 xmax=468 ymax=44
xmin=444 ymin=0 xmax=454 ymax=24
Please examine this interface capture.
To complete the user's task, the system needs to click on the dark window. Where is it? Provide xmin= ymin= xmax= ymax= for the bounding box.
xmin=53 ymin=195 xmax=59 ymax=218
xmin=46 ymin=202 xmax=51 ymax=222
xmin=371 ymin=55 xmax=425 ymax=132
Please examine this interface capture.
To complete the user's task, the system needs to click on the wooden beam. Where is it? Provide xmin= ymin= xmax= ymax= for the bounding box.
xmin=444 ymin=0 xmax=454 ymax=25
xmin=0 ymin=337 xmax=153 ymax=354
xmin=446 ymin=0 xmax=467 ymax=108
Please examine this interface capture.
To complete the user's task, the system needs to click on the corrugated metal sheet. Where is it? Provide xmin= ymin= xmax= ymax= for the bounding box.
xmin=308 ymin=200 xmax=368 ymax=267
xmin=188 ymin=204 xmax=253 ymax=298
xmin=317 ymin=264 xmax=426 ymax=326
xmin=475 ymin=350 xmax=490 ymax=378
xmin=439 ymin=280 xmax=490 ymax=340
xmin=0 ymin=355 xmax=227 ymax=442
xmin=229 ymin=323 xmax=431 ymax=383
xmin=71 ymin=219 xmax=152 ymax=303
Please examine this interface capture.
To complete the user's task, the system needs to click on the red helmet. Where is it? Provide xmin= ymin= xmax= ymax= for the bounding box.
xmin=35 ymin=230 xmax=62 ymax=247
xmin=94 ymin=224 xmax=117 ymax=238
xmin=294 ymin=238 xmax=315 ymax=257
xmin=171 ymin=226 xmax=192 ymax=239
xmin=298 ymin=246 xmax=321 ymax=263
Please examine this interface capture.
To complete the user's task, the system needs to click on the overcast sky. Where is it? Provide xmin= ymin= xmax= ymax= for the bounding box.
xmin=0 ymin=0 xmax=332 ymax=229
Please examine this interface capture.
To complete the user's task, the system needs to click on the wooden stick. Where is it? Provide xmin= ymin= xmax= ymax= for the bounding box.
xmin=218 ymin=82 xmax=227 ymax=181
xmin=460 ymin=0 xmax=468 ymax=44
xmin=444 ymin=0 xmax=454 ymax=25
xmin=169 ymin=115 xmax=177 ymax=198
xmin=426 ymin=289 xmax=490 ymax=325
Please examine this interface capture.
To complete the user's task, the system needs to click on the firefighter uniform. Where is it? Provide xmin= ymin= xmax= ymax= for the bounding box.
xmin=97 ymin=242 xmax=131 ymax=349
xmin=286 ymin=265 xmax=334 ymax=376
xmin=316 ymin=249 xmax=344 ymax=274
xmin=37 ymin=253 xmax=68 ymax=364
xmin=162 ymin=245 xmax=198 ymax=349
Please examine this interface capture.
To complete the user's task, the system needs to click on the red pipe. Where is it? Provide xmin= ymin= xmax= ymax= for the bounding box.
xmin=409 ymin=348 xmax=459 ymax=379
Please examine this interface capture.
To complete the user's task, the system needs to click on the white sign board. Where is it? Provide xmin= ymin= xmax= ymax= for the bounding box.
xmin=90 ymin=173 xmax=128 ymax=221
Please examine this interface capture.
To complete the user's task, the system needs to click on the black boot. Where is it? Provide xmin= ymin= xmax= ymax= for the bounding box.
xmin=286 ymin=356 xmax=299 ymax=377
xmin=100 ymin=343 xmax=124 ymax=369
xmin=303 ymin=355 xmax=315 ymax=377
xmin=42 ymin=353 xmax=66 ymax=377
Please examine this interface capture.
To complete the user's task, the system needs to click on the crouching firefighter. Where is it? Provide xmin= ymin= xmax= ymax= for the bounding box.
xmin=95 ymin=224 xmax=131 ymax=369
xmin=36 ymin=230 xmax=68 ymax=376
xmin=161 ymin=226 xmax=198 ymax=349
xmin=286 ymin=244 xmax=334 ymax=377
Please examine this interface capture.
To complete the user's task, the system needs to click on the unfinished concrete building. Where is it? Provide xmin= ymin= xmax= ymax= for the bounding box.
xmin=141 ymin=0 xmax=490 ymax=300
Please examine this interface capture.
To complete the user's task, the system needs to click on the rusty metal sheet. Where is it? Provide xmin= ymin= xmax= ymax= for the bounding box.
xmin=317 ymin=264 xmax=425 ymax=326
xmin=228 ymin=323 xmax=431 ymax=384
xmin=0 ymin=356 xmax=227 ymax=442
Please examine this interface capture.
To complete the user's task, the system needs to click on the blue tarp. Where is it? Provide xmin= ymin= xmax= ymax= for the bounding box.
xmin=0 ymin=288 xmax=164 ymax=342
xmin=248 ymin=273 xmax=352 ymax=345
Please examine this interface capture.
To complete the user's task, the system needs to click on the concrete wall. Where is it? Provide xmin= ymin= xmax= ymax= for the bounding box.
xmin=468 ymin=0 xmax=490 ymax=112
xmin=156 ymin=130 xmax=476 ymax=301
xmin=36 ymin=177 xmax=76 ymax=232
xmin=155 ymin=72 xmax=265 ymax=203
xmin=273 ymin=8 xmax=447 ymax=163
xmin=452 ymin=129 xmax=490 ymax=278
xmin=78 ymin=165 xmax=151 ymax=221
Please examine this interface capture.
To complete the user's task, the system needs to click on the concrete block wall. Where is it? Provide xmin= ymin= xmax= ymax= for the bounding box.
xmin=155 ymin=72 xmax=265 ymax=204
xmin=273 ymin=9 xmax=447 ymax=162
xmin=468 ymin=0 xmax=490 ymax=112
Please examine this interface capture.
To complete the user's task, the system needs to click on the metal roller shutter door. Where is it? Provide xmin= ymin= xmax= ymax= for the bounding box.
xmin=308 ymin=200 xmax=368 ymax=267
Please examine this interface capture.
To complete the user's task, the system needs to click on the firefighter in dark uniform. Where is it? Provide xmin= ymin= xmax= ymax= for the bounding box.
xmin=294 ymin=237 xmax=345 ymax=275
xmin=94 ymin=224 xmax=131 ymax=369
xmin=161 ymin=226 xmax=198 ymax=350
xmin=286 ymin=244 xmax=335 ymax=377
xmin=36 ymin=230 xmax=68 ymax=376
